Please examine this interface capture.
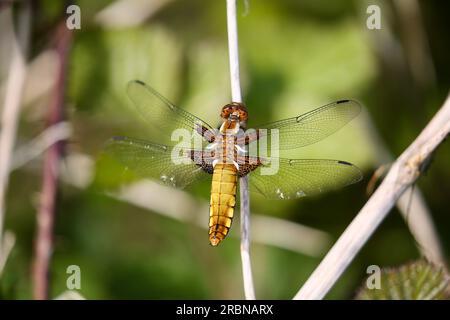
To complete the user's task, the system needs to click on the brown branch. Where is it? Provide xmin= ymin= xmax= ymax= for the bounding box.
xmin=32 ymin=23 xmax=72 ymax=300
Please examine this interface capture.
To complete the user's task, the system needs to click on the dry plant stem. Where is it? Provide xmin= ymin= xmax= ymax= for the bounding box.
xmin=11 ymin=122 xmax=72 ymax=171
xmin=226 ymin=0 xmax=242 ymax=103
xmin=0 ymin=231 xmax=15 ymax=276
xmin=239 ymin=176 xmax=255 ymax=298
xmin=32 ymin=24 xmax=72 ymax=300
xmin=356 ymin=4 xmax=443 ymax=266
xmin=294 ymin=93 xmax=450 ymax=300
xmin=0 ymin=3 xmax=30 ymax=262
xmin=397 ymin=187 xmax=445 ymax=266
xmin=363 ymin=110 xmax=445 ymax=266
xmin=226 ymin=0 xmax=256 ymax=300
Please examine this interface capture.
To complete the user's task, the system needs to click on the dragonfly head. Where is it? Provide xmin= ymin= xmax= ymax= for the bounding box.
xmin=221 ymin=102 xmax=248 ymax=124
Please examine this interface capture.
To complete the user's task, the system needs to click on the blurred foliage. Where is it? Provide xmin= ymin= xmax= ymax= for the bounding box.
xmin=356 ymin=259 xmax=450 ymax=300
xmin=1 ymin=0 xmax=450 ymax=300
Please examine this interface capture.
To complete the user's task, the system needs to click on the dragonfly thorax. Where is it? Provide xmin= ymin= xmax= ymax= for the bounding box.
xmin=208 ymin=130 xmax=247 ymax=171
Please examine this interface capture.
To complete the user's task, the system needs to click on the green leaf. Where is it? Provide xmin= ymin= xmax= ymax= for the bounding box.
xmin=356 ymin=259 xmax=450 ymax=300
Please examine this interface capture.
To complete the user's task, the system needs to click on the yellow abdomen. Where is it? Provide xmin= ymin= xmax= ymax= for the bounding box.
xmin=209 ymin=163 xmax=237 ymax=246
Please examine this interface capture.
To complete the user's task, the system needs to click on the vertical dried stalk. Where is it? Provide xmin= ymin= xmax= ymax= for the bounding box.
xmin=32 ymin=23 xmax=72 ymax=300
xmin=226 ymin=0 xmax=256 ymax=300
xmin=226 ymin=0 xmax=242 ymax=103
xmin=294 ymin=93 xmax=450 ymax=300
xmin=0 ymin=2 xmax=30 ymax=265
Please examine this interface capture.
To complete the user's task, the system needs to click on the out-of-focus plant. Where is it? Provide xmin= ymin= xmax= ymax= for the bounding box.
xmin=356 ymin=259 xmax=449 ymax=300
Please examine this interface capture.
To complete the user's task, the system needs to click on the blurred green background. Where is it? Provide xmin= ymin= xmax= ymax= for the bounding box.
xmin=1 ymin=0 xmax=449 ymax=299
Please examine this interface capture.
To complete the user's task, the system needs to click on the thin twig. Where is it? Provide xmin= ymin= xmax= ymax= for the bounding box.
xmin=32 ymin=23 xmax=72 ymax=300
xmin=294 ymin=93 xmax=450 ymax=300
xmin=0 ymin=2 xmax=30 ymax=267
xmin=226 ymin=0 xmax=255 ymax=300
xmin=226 ymin=0 xmax=242 ymax=103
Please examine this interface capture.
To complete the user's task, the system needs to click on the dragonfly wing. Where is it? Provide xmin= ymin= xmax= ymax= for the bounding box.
xmin=127 ymin=80 xmax=215 ymax=139
xmin=105 ymin=136 xmax=212 ymax=189
xmin=248 ymin=157 xmax=362 ymax=199
xmin=252 ymin=99 xmax=361 ymax=150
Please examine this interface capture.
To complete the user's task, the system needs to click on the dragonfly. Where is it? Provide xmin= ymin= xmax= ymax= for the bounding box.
xmin=105 ymin=80 xmax=363 ymax=246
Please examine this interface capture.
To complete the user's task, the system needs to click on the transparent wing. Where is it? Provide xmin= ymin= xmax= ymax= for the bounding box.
xmin=249 ymin=157 xmax=362 ymax=199
xmin=127 ymin=80 xmax=215 ymax=138
xmin=104 ymin=136 xmax=211 ymax=189
xmin=253 ymin=100 xmax=361 ymax=150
